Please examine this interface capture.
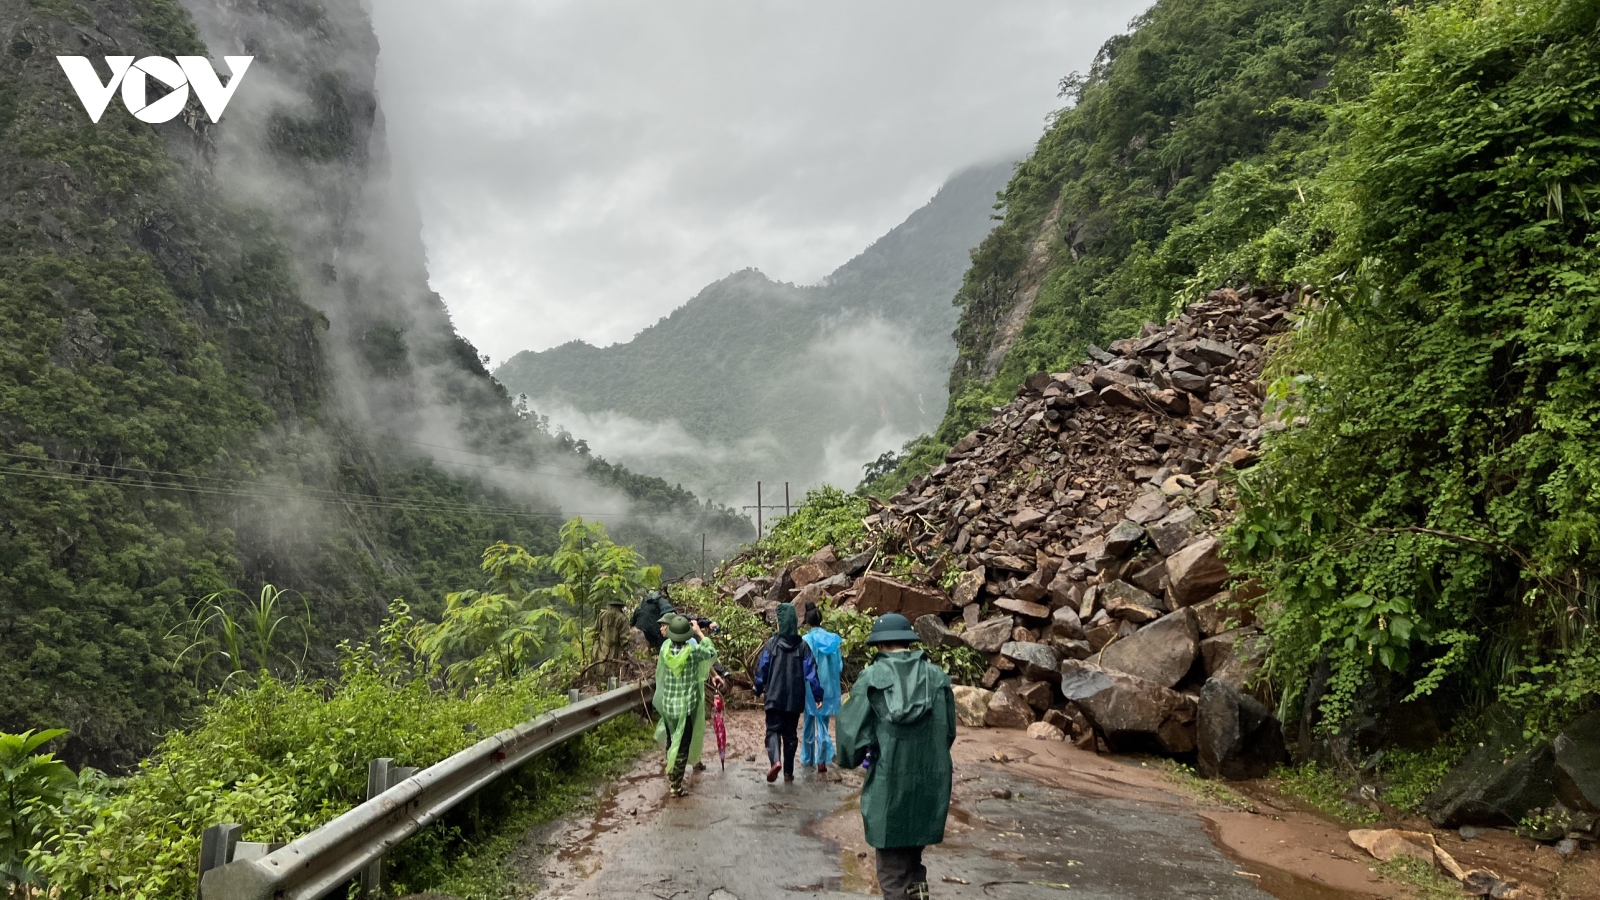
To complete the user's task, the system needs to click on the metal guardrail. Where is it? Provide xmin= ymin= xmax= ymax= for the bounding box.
xmin=197 ymin=681 xmax=652 ymax=900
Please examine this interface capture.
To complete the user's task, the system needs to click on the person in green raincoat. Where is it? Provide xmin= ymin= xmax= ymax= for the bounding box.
xmin=835 ymin=613 xmax=956 ymax=900
xmin=686 ymin=621 xmax=728 ymax=771
xmin=652 ymin=615 xmax=716 ymax=796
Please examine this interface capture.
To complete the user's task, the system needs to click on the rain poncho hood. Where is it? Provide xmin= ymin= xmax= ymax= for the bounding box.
xmin=835 ymin=648 xmax=956 ymax=849
xmin=855 ymin=648 xmax=939 ymax=724
xmin=803 ymin=627 xmax=843 ymax=716
xmin=776 ymin=602 xmax=799 ymax=637
xmin=754 ymin=604 xmax=822 ymax=713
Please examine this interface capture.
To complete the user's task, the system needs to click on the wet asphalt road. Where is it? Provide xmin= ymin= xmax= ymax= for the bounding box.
xmin=522 ymin=719 xmax=1281 ymax=899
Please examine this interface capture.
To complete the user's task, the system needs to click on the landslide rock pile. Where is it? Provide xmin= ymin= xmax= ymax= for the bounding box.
xmin=724 ymin=288 xmax=1297 ymax=776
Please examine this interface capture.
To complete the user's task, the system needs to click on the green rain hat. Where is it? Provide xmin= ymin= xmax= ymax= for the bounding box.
xmin=864 ymin=612 xmax=920 ymax=645
xmin=607 ymin=599 xmax=626 ymax=607
xmin=666 ymin=615 xmax=694 ymax=644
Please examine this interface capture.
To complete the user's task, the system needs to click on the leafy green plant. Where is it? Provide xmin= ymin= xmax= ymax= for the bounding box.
xmin=175 ymin=585 xmax=311 ymax=686
xmin=740 ymin=487 xmax=871 ymax=569
xmin=1270 ymin=762 xmax=1379 ymax=825
xmin=926 ymin=644 xmax=986 ymax=686
xmin=1 ymin=729 xmax=75 ymax=894
xmin=527 ymin=520 xmax=661 ymax=667
xmin=1228 ymin=0 xmax=1600 ymax=735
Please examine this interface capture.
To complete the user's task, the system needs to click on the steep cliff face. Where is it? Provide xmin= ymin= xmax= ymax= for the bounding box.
xmin=0 ymin=0 xmax=741 ymax=767
xmin=494 ymin=160 xmax=1015 ymax=505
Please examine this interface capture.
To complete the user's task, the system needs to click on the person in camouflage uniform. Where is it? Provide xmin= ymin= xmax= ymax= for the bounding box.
xmin=653 ymin=615 xmax=717 ymax=796
xmin=594 ymin=598 xmax=631 ymax=677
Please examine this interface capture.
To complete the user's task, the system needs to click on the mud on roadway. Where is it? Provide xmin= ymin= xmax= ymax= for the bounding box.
xmin=493 ymin=711 xmax=1474 ymax=900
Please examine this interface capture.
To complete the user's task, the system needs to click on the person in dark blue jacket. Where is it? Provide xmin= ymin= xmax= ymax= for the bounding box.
xmin=753 ymin=602 xmax=823 ymax=783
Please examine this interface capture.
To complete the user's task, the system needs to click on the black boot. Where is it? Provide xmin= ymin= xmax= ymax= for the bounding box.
xmin=905 ymin=882 xmax=930 ymax=900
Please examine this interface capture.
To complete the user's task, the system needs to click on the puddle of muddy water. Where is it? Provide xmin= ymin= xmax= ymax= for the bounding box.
xmin=1201 ymin=817 xmax=1379 ymax=900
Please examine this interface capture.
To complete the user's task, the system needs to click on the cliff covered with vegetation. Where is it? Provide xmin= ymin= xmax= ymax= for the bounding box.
xmin=0 ymin=0 xmax=744 ymax=769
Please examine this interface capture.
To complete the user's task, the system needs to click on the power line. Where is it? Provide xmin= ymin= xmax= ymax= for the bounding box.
xmin=0 ymin=461 xmax=651 ymax=521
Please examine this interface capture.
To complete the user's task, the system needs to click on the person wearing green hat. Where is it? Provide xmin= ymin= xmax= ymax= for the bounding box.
xmin=652 ymin=615 xmax=716 ymax=797
xmin=835 ymin=613 xmax=956 ymax=900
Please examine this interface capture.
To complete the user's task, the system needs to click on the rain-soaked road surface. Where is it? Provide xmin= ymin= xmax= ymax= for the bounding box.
xmin=512 ymin=713 xmax=1390 ymax=900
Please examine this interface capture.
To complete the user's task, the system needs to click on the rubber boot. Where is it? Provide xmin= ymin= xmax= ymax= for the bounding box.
xmin=905 ymin=882 xmax=931 ymax=900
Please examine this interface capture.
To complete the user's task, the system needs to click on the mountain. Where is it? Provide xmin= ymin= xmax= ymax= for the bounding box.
xmin=0 ymin=0 xmax=743 ymax=767
xmin=493 ymin=160 xmax=1015 ymax=506
xmin=871 ymin=0 xmax=1600 ymax=752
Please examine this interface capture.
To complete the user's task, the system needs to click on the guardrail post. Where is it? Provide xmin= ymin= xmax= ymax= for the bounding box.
xmin=567 ymin=688 xmax=581 ymax=704
xmin=359 ymin=759 xmax=393 ymax=896
xmin=197 ymin=823 xmax=241 ymax=900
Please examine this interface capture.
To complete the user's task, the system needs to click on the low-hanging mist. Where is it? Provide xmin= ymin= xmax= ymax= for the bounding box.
xmin=495 ymin=160 xmax=1015 ymax=508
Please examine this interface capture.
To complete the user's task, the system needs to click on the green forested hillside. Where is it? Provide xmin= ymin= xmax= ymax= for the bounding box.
xmin=883 ymin=0 xmax=1600 ymax=739
xmin=0 ymin=0 xmax=743 ymax=767
xmin=493 ymin=160 xmax=1014 ymax=504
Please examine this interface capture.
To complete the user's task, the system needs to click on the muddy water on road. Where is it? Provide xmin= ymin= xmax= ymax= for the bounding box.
xmin=516 ymin=714 xmax=1391 ymax=899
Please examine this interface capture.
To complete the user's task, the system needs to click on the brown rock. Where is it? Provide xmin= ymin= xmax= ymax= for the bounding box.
xmin=1191 ymin=592 xmax=1253 ymax=636
xmin=1150 ymin=389 xmax=1191 ymax=416
xmin=1085 ymin=620 xmax=1120 ymax=653
xmin=1227 ymin=447 xmax=1260 ymax=469
xmin=857 ymin=574 xmax=955 ymax=619
xmin=1059 ymin=660 xmax=1198 ymax=754
xmin=1049 ymin=605 xmax=1085 ymax=641
xmin=1165 ymin=538 xmax=1230 ymax=607
xmin=1014 ymin=568 xmax=1050 ymax=603
xmin=1046 ymin=568 xmax=1083 ymax=609
xmin=994 ymin=597 xmax=1050 ymax=620
xmin=952 ymin=567 xmax=986 ymax=606
xmin=1027 ymin=721 xmax=1068 ymax=742
xmin=984 ymin=683 xmax=1037 ymax=729
xmin=1001 ymin=641 xmax=1062 ymax=683
xmin=1017 ymin=679 xmax=1055 ymax=711
xmin=1125 ymin=492 xmax=1169 ymax=525
xmin=963 ymin=616 xmax=1015 ymax=654
xmin=952 ymin=686 xmax=993 ymax=728
xmin=1098 ymin=607 xmax=1200 ymax=688
xmin=1147 ymin=521 xmax=1193 ymax=557
xmin=987 ymin=554 xmax=1033 ymax=573
xmin=1103 ymin=520 xmax=1146 ymax=557
xmin=1100 ymin=580 xmax=1165 ymax=625
xmin=1011 ymin=508 xmax=1047 ymax=531
xmin=1101 ymin=383 xmax=1143 ymax=408
xmin=792 ymin=562 xmax=831 ymax=588
xmin=980 ymin=666 xmax=1003 ymax=690
xmin=914 ymin=614 xmax=961 ymax=650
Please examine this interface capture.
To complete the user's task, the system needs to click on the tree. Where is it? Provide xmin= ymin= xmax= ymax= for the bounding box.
xmin=530 ymin=519 xmax=661 ymax=666
xmin=1 ymin=730 xmax=74 ymax=896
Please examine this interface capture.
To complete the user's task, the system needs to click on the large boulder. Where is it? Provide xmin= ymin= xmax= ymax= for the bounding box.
xmin=1201 ymin=628 xmax=1270 ymax=701
xmin=1100 ymin=580 xmax=1165 ymax=625
xmin=1016 ymin=679 xmax=1055 ymax=711
xmin=984 ymin=683 xmax=1037 ymax=729
xmin=857 ymin=574 xmax=954 ymax=620
xmin=1190 ymin=591 xmax=1251 ymax=637
xmin=952 ymin=566 xmax=986 ymax=606
xmin=1049 ymin=605 xmax=1085 ymax=641
xmin=994 ymin=597 xmax=1051 ymax=620
xmin=1000 ymin=642 xmax=1062 ymax=683
xmin=1103 ymin=521 xmax=1146 ymax=557
xmin=1165 ymin=538 xmax=1230 ymax=607
xmin=1198 ymin=680 xmax=1287 ymax=779
xmin=1426 ymin=706 xmax=1557 ymax=827
xmin=1554 ymin=710 xmax=1600 ymax=813
xmin=1098 ymin=607 xmax=1200 ymax=688
xmin=1059 ymin=660 xmax=1198 ymax=754
xmin=914 ymin=614 xmax=961 ymax=650
xmin=951 ymin=686 xmax=993 ymax=728
xmin=962 ymin=616 xmax=1015 ymax=654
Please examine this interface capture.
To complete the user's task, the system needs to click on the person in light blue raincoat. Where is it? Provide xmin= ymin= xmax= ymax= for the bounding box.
xmin=800 ymin=602 xmax=843 ymax=773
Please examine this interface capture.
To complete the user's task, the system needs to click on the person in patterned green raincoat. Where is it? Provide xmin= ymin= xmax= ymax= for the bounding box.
xmin=652 ymin=615 xmax=716 ymax=796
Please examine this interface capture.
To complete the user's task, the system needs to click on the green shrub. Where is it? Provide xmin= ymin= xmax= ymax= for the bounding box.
xmin=1230 ymin=0 xmax=1600 ymax=734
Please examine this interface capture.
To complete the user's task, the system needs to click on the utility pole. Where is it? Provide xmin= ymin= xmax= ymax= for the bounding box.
xmin=700 ymin=533 xmax=707 ymax=580
xmin=741 ymin=482 xmax=793 ymax=540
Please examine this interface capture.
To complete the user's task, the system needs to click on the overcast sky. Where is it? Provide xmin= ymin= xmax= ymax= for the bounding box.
xmin=369 ymin=1 xmax=1150 ymax=363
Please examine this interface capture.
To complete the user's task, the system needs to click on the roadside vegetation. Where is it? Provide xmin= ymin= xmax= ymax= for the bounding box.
xmin=2 ymin=519 xmax=657 ymax=900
